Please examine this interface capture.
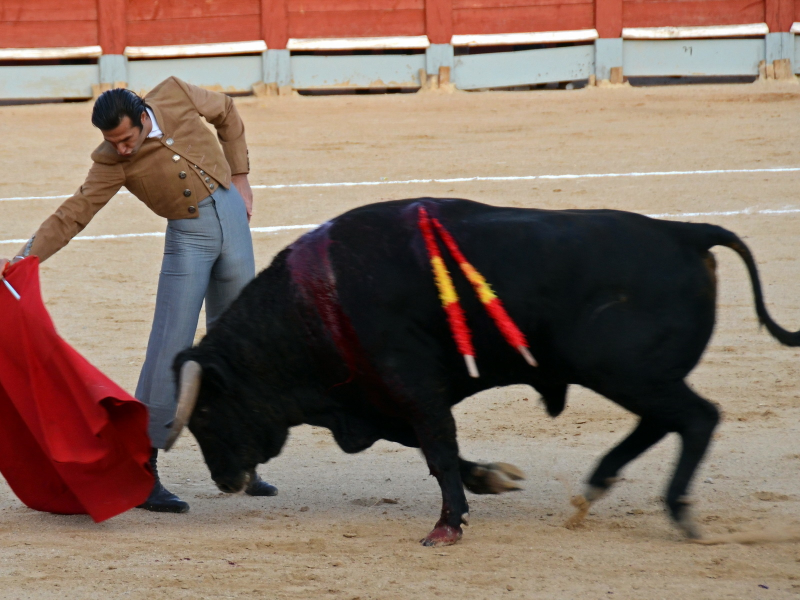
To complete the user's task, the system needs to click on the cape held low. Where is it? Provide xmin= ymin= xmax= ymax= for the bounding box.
xmin=0 ymin=258 xmax=153 ymax=522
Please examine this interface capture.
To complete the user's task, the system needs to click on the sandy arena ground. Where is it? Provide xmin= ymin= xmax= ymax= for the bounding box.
xmin=1 ymin=83 xmax=800 ymax=599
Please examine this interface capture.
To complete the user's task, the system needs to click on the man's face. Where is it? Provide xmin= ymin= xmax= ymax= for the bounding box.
xmin=102 ymin=113 xmax=150 ymax=157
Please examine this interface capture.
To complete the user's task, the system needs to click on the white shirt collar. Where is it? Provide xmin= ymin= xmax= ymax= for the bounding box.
xmin=146 ymin=107 xmax=163 ymax=139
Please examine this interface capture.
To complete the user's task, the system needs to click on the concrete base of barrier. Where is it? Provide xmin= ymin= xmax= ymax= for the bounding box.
xmin=796 ymin=35 xmax=800 ymax=73
xmin=766 ymin=32 xmax=794 ymax=67
xmin=99 ymin=55 xmax=128 ymax=86
xmin=427 ymin=44 xmax=455 ymax=76
xmin=263 ymin=49 xmax=291 ymax=88
xmin=595 ymin=39 xmax=623 ymax=82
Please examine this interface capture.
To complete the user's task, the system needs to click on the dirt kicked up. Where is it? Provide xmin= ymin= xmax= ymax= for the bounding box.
xmin=1 ymin=83 xmax=800 ymax=599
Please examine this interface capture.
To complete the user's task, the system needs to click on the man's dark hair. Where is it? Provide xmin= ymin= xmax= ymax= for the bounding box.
xmin=91 ymin=88 xmax=147 ymax=131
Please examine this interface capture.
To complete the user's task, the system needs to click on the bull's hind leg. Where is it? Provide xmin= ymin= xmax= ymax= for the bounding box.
xmin=568 ymin=381 xmax=719 ymax=539
xmin=566 ymin=418 xmax=667 ymax=529
xmin=662 ymin=384 xmax=720 ymax=539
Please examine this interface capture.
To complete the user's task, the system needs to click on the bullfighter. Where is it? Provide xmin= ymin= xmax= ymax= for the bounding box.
xmin=0 ymin=77 xmax=278 ymax=513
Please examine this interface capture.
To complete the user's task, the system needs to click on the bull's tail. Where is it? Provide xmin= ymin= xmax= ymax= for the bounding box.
xmin=705 ymin=225 xmax=800 ymax=347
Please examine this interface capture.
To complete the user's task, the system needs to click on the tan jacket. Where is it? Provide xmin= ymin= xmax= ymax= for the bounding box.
xmin=28 ymin=76 xmax=250 ymax=262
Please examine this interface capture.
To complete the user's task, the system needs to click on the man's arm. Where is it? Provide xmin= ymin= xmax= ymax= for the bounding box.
xmin=174 ymin=78 xmax=253 ymax=220
xmin=2 ymin=161 xmax=124 ymax=265
xmin=174 ymin=78 xmax=249 ymax=175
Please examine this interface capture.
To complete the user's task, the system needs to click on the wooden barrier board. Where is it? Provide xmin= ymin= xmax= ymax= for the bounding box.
xmin=0 ymin=0 xmax=98 ymax=48
xmin=286 ymin=0 xmax=426 ymax=39
xmin=452 ymin=0 xmax=595 ymax=35
xmin=126 ymin=0 xmax=261 ymax=47
xmin=622 ymin=0 xmax=766 ymax=29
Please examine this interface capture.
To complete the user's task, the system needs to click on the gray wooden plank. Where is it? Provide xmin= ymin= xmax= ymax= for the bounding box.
xmin=0 ymin=65 xmax=98 ymax=99
xmin=290 ymin=54 xmax=425 ymax=89
xmin=453 ymin=46 xmax=594 ymax=90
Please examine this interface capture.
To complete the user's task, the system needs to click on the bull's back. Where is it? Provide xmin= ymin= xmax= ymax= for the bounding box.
xmin=325 ymin=198 xmax=718 ymax=390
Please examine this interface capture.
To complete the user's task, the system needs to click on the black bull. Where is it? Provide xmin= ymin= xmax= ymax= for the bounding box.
xmin=166 ymin=198 xmax=798 ymax=546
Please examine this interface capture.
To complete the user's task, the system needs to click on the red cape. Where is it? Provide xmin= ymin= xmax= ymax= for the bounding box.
xmin=0 ymin=258 xmax=153 ymax=522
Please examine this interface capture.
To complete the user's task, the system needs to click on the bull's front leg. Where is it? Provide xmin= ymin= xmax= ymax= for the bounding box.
xmin=414 ymin=412 xmax=469 ymax=547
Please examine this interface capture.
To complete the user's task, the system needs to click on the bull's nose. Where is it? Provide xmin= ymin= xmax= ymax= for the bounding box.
xmin=217 ymin=482 xmax=242 ymax=494
xmin=215 ymin=472 xmax=250 ymax=494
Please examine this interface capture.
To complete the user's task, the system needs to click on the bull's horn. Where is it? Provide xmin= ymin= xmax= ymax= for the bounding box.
xmin=163 ymin=360 xmax=202 ymax=452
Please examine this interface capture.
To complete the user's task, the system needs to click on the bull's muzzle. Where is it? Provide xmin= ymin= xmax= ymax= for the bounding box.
xmin=215 ymin=470 xmax=251 ymax=494
xmin=164 ymin=360 xmax=202 ymax=451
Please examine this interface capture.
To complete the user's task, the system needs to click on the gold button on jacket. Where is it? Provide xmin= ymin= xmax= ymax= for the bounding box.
xmin=29 ymin=76 xmax=249 ymax=262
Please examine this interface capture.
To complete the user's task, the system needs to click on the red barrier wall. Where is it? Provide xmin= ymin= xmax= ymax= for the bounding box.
xmin=0 ymin=0 xmax=795 ymax=52
xmin=623 ymin=0 xmax=766 ymax=29
xmin=126 ymin=0 xmax=262 ymax=47
xmin=0 ymin=0 xmax=98 ymax=48
xmin=452 ymin=0 xmax=595 ymax=36
xmin=287 ymin=0 xmax=426 ymax=39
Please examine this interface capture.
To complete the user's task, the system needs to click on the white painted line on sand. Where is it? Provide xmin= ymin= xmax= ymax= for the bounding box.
xmin=646 ymin=207 xmax=800 ymax=218
xmin=0 ymin=225 xmax=320 ymax=246
xmin=2 ymin=166 xmax=799 ymax=202
xmin=252 ymin=166 xmax=800 ymax=189
xmin=250 ymin=224 xmax=320 ymax=234
xmin=1 ymin=194 xmax=75 ymax=202
xmin=0 ymin=207 xmax=797 ymax=246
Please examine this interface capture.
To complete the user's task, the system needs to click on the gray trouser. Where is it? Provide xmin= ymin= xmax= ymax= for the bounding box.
xmin=136 ymin=184 xmax=255 ymax=448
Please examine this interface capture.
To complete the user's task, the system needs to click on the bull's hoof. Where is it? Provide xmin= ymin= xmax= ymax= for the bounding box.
xmin=421 ymin=524 xmax=463 ymax=547
xmin=564 ymin=483 xmax=612 ymax=530
xmin=672 ymin=498 xmax=702 ymax=540
xmin=484 ymin=469 xmax=523 ymax=493
xmin=678 ymin=520 xmax=702 ymax=540
xmin=464 ymin=462 xmax=525 ymax=495
xmin=564 ymin=494 xmax=591 ymax=530
xmin=489 ymin=462 xmax=526 ymax=481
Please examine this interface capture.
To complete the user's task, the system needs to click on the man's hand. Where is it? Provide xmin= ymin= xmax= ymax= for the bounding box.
xmin=231 ymin=174 xmax=253 ymax=222
xmin=0 ymin=255 xmax=22 ymax=275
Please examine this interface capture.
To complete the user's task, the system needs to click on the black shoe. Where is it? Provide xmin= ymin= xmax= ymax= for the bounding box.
xmin=245 ymin=471 xmax=278 ymax=497
xmin=137 ymin=449 xmax=190 ymax=513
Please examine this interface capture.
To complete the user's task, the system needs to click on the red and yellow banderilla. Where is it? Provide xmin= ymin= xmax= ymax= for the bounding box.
xmin=418 ymin=206 xmax=537 ymax=378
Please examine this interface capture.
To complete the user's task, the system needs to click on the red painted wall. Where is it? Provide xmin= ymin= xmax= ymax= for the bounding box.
xmin=126 ymin=0 xmax=262 ymax=47
xmin=0 ymin=0 xmax=795 ymax=51
xmin=452 ymin=0 xmax=595 ymax=36
xmin=0 ymin=0 xmax=98 ymax=48
xmin=287 ymin=0 xmax=426 ymax=39
xmin=623 ymin=0 xmax=766 ymax=29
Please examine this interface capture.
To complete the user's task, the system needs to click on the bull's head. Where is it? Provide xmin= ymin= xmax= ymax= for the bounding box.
xmin=164 ymin=353 xmax=270 ymax=494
